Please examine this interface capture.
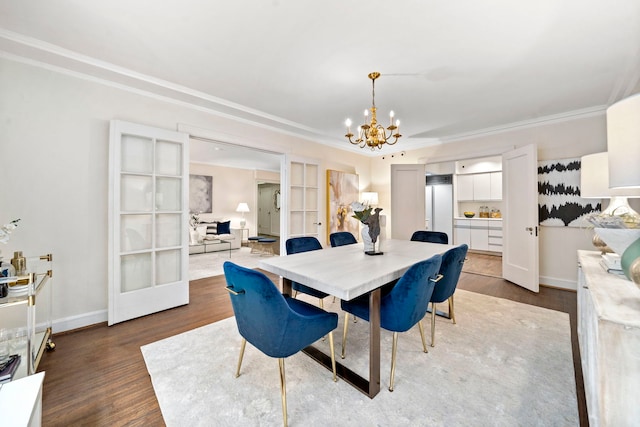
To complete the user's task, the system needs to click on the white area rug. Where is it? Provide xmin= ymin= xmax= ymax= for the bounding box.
xmin=189 ymin=247 xmax=262 ymax=281
xmin=141 ymin=290 xmax=577 ymax=426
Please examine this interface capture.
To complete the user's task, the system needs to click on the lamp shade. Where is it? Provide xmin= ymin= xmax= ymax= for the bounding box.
xmin=581 ymin=152 xmax=640 ymax=198
xmin=236 ymin=203 xmax=250 ymax=213
xmin=362 ymin=192 xmax=379 ymax=206
xmin=607 ymin=93 xmax=640 ymax=189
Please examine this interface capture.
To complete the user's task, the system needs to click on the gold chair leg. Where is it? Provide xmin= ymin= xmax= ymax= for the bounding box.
xmin=449 ymin=296 xmax=456 ymax=324
xmin=235 ymin=338 xmax=247 ymax=378
xmin=389 ymin=332 xmax=398 ymax=392
xmin=319 ymin=298 xmax=324 ymax=309
xmin=341 ymin=313 xmax=350 ymax=359
xmin=418 ymin=320 xmax=428 ymax=353
xmin=279 ymin=358 xmax=288 ymax=427
xmin=431 ymin=302 xmax=437 ymax=347
xmin=328 ymin=331 xmax=337 ymax=382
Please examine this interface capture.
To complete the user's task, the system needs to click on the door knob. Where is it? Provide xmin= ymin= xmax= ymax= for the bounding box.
xmin=314 ymin=222 xmax=322 ymax=226
xmin=525 ymin=227 xmax=533 ymax=235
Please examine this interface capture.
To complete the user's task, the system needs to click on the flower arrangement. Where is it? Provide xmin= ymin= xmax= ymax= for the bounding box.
xmin=0 ymin=219 xmax=20 ymax=245
xmin=350 ymin=202 xmax=373 ymax=224
xmin=189 ymin=213 xmax=200 ymax=230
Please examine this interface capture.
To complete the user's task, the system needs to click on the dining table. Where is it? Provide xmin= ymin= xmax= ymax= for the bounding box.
xmin=258 ymin=238 xmax=454 ymax=398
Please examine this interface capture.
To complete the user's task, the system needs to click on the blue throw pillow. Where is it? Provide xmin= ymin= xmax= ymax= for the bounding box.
xmin=217 ymin=220 xmax=231 ymax=235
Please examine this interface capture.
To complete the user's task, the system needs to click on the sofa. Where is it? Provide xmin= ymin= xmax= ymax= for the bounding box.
xmin=189 ymin=220 xmax=242 ymax=254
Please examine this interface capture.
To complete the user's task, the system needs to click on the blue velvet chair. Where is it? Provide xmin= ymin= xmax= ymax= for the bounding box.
xmin=340 ymin=255 xmax=443 ymax=391
xmin=285 ymin=237 xmax=329 ymax=305
xmin=410 ymin=230 xmax=449 ymax=244
xmin=428 ymin=244 xmax=468 ymax=347
xmin=329 ymin=231 xmax=357 ymax=247
xmin=223 ymin=261 xmax=338 ymax=427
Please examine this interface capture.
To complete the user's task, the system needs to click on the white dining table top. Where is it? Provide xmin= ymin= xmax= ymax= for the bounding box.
xmin=258 ymin=239 xmax=454 ymax=301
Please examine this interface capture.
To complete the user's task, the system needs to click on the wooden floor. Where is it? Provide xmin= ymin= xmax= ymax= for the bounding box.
xmin=37 ymin=269 xmax=587 ymax=427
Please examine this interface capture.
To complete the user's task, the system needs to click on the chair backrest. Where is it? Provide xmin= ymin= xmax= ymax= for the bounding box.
xmin=381 ymin=254 xmax=442 ymax=332
xmin=223 ymin=261 xmax=299 ymax=357
xmin=329 ymin=231 xmax=357 ymax=247
xmin=410 ymin=230 xmax=449 ymax=244
xmin=285 ymin=236 xmax=322 ymax=254
xmin=431 ymin=244 xmax=468 ymax=303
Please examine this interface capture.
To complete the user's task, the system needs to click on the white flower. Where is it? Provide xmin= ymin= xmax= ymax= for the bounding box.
xmin=0 ymin=219 xmax=20 ymax=244
xmin=350 ymin=202 xmax=366 ymax=212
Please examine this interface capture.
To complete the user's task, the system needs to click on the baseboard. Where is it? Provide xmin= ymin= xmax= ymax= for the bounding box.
xmin=52 ymin=309 xmax=107 ymax=334
xmin=539 ymin=275 xmax=577 ymax=291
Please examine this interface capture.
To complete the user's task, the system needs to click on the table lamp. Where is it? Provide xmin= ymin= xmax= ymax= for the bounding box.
xmin=236 ymin=202 xmax=250 ymax=228
xmin=362 ymin=192 xmax=379 ymax=207
xmin=599 ymin=93 xmax=640 ymax=285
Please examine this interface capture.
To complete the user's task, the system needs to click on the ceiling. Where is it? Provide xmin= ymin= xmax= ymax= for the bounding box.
xmin=1 ymin=1 xmax=639 ymax=163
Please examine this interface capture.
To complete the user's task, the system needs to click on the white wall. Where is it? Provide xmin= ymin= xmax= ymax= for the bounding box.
xmin=372 ymin=115 xmax=609 ymax=289
xmin=0 ymin=58 xmax=370 ymax=332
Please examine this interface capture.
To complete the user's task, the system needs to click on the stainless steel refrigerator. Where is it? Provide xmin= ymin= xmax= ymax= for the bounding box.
xmin=425 ymin=174 xmax=453 ymax=242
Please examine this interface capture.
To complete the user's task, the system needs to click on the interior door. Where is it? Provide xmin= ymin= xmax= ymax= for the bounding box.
xmin=108 ymin=120 xmax=189 ymax=325
xmin=391 ymin=164 xmax=426 ymax=239
xmin=286 ymin=156 xmax=321 ymax=242
xmin=502 ymin=144 xmax=539 ymax=292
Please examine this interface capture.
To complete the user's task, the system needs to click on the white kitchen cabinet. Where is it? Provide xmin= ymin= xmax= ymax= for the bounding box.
xmin=490 ymin=172 xmax=502 ymax=200
xmin=473 ymin=173 xmax=491 ymax=200
xmin=456 ymin=172 xmax=502 ymax=201
xmin=454 ymin=219 xmax=501 ymax=253
xmin=453 ymin=219 xmax=471 ymax=247
xmin=456 ymin=175 xmax=474 ymax=201
xmin=469 ymin=219 xmax=489 ymax=251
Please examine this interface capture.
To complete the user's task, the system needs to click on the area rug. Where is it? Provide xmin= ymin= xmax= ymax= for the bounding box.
xmin=141 ymin=290 xmax=577 ymax=426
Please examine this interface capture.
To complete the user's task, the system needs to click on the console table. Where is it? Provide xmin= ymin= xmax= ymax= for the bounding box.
xmin=577 ymin=250 xmax=640 ymax=426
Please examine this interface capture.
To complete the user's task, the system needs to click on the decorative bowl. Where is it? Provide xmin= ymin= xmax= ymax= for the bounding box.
xmin=464 ymin=212 xmax=475 ymax=218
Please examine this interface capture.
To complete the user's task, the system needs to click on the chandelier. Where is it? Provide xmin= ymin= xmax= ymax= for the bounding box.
xmin=345 ymin=72 xmax=401 ymax=150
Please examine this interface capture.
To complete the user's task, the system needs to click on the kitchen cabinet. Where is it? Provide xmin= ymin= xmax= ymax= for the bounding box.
xmin=456 ymin=172 xmax=502 ymax=201
xmin=454 ymin=219 xmax=502 ymax=253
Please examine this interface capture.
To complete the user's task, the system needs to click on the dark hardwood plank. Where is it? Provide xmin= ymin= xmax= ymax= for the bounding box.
xmin=37 ymin=268 xmax=587 ymax=426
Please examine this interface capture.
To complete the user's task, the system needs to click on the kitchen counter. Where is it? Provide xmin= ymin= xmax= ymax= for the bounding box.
xmin=455 ymin=217 xmax=502 ymax=221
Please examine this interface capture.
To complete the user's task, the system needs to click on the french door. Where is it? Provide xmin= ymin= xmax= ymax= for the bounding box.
xmin=108 ymin=120 xmax=189 ymax=325
xmin=286 ymin=156 xmax=321 ymax=242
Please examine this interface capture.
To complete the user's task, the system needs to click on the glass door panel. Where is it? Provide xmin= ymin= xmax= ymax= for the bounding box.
xmin=156 ymin=249 xmax=181 ymax=285
xmin=155 ymin=140 xmax=183 ymax=176
xmin=121 ymin=214 xmax=152 ymax=252
xmin=156 ymin=213 xmax=181 ymax=248
xmin=156 ymin=177 xmax=182 ymax=211
xmin=121 ymin=175 xmax=153 ymax=212
xmin=121 ymin=135 xmax=153 ymax=173
xmin=121 ymin=253 xmax=152 ymax=292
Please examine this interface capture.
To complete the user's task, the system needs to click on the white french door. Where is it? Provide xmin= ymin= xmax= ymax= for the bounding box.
xmin=108 ymin=120 xmax=189 ymax=325
xmin=502 ymin=144 xmax=539 ymax=292
xmin=286 ymin=156 xmax=321 ymax=242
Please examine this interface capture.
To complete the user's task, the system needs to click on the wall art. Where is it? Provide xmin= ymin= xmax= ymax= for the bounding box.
xmin=538 ymin=158 xmax=600 ymax=227
xmin=189 ymin=174 xmax=213 ymax=214
xmin=326 ymin=170 xmax=360 ymax=241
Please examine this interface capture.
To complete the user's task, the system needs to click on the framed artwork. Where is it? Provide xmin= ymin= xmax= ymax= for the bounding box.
xmin=538 ymin=158 xmax=600 ymax=227
xmin=189 ymin=174 xmax=213 ymax=213
xmin=326 ymin=170 xmax=360 ymax=241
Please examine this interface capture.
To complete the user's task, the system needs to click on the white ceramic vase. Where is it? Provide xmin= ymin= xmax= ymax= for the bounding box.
xmin=189 ymin=229 xmax=200 ymax=245
xmin=361 ymin=224 xmax=374 ymax=252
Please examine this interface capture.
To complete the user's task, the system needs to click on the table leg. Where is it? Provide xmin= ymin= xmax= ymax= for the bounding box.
xmin=368 ymin=288 xmax=381 ymax=396
xmin=282 ymin=277 xmax=293 ymax=297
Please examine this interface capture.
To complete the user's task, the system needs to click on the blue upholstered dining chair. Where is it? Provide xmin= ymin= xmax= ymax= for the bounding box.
xmin=223 ymin=261 xmax=338 ymax=427
xmin=329 ymin=231 xmax=357 ymax=247
xmin=340 ymin=255 xmax=443 ymax=392
xmin=285 ymin=236 xmax=329 ymax=306
xmin=428 ymin=244 xmax=468 ymax=347
xmin=410 ymin=230 xmax=449 ymax=244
